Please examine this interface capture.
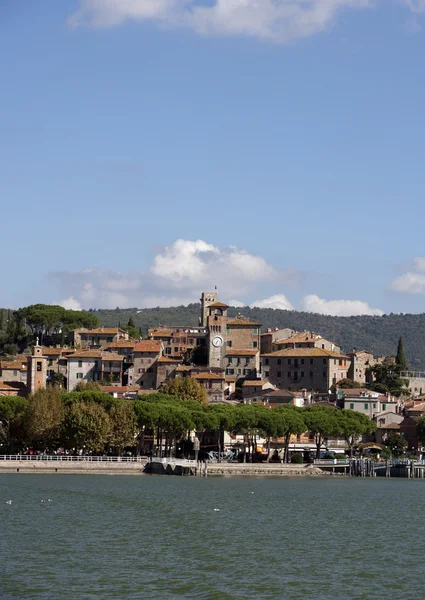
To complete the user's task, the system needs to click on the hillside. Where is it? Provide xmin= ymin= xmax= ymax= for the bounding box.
xmin=91 ymin=304 xmax=425 ymax=370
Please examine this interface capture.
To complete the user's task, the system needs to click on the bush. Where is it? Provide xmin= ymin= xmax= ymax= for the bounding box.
xmin=291 ymin=453 xmax=304 ymax=464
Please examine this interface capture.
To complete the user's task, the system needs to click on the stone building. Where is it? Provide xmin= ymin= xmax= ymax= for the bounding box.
xmin=0 ymin=357 xmax=28 ymax=385
xmin=42 ymin=347 xmax=76 ymax=384
xmin=148 ymin=326 xmax=208 ymax=360
xmin=66 ymin=350 xmax=124 ymax=391
xmin=71 ymin=328 xmax=129 ymax=349
xmin=155 ymin=356 xmax=181 ymax=388
xmin=271 ymin=331 xmax=341 ymax=354
xmin=225 ymin=350 xmax=260 ymax=378
xmin=347 ymin=350 xmax=375 ymax=384
xmin=260 ymin=328 xmax=295 ymax=354
xmin=133 ymin=340 xmax=163 ymax=389
xmin=336 ymin=388 xmax=399 ymax=418
xmin=27 ymin=342 xmax=47 ymax=395
xmin=261 ymin=348 xmax=350 ymax=393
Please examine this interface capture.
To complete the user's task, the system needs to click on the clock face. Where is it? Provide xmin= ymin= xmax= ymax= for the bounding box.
xmin=212 ymin=336 xmax=223 ymax=348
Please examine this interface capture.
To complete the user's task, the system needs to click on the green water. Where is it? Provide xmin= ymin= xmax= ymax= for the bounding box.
xmin=0 ymin=474 xmax=424 ymax=599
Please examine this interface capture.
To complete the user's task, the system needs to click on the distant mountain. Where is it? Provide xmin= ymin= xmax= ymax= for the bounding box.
xmin=91 ymin=304 xmax=425 ymax=371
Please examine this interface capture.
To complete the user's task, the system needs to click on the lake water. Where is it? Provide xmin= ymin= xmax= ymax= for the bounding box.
xmin=1 ymin=474 xmax=424 ymax=599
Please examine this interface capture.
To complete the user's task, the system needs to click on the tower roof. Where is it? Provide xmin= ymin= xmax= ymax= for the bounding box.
xmin=208 ymin=302 xmax=229 ymax=309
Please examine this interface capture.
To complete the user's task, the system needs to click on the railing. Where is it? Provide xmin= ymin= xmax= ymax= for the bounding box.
xmin=0 ymin=455 xmax=146 ymax=463
xmin=313 ymin=459 xmax=349 ymax=465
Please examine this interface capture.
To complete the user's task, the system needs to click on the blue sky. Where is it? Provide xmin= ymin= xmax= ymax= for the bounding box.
xmin=2 ymin=0 xmax=425 ymax=316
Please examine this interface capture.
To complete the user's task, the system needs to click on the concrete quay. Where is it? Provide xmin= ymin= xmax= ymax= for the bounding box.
xmin=0 ymin=456 xmax=148 ymax=475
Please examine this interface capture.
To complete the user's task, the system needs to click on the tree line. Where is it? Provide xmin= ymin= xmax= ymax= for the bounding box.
xmin=0 ymin=385 xmax=377 ymax=460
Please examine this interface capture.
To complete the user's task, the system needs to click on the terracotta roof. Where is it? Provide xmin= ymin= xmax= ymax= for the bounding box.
xmin=340 ymin=388 xmax=375 ymax=397
xmin=262 ymin=348 xmax=349 ymax=359
xmin=107 ymin=340 xmax=137 ymax=349
xmin=226 ymin=349 xmax=259 ymax=357
xmin=148 ymin=330 xmax=173 ymax=338
xmin=0 ymin=382 xmax=17 ymax=391
xmin=101 ymin=385 xmax=140 ymax=393
xmin=274 ymin=332 xmax=322 ymax=345
xmin=242 ymin=380 xmax=265 ymax=387
xmin=192 ymin=373 xmax=225 ymax=381
xmin=134 ymin=341 xmax=162 ymax=353
xmin=227 ymin=318 xmax=261 ymax=327
xmin=78 ymin=328 xmax=122 ymax=335
xmin=378 ymin=423 xmax=400 ymax=430
xmin=406 ymin=401 xmax=425 ymax=412
xmin=175 ymin=365 xmax=193 ymax=372
xmin=41 ymin=347 xmax=64 ymax=356
xmin=0 ymin=360 xmax=27 ymax=371
xmin=225 ymin=377 xmax=237 ymax=383
xmin=265 ymin=389 xmax=297 ymax=398
xmin=157 ymin=357 xmax=181 ymax=363
xmin=68 ymin=350 xmax=123 ymax=361
xmin=208 ymin=302 xmax=229 ymax=308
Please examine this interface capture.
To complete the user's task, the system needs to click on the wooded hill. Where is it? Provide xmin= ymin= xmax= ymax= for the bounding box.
xmin=91 ymin=304 xmax=425 ymax=370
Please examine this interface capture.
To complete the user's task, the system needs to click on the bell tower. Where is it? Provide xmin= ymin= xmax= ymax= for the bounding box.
xmin=27 ymin=339 xmax=47 ymax=395
xmin=200 ymin=291 xmax=218 ymax=327
xmin=207 ymin=302 xmax=229 ymax=369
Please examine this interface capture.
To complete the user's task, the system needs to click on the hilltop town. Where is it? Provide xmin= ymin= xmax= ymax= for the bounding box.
xmin=1 ymin=291 xmax=425 ymax=459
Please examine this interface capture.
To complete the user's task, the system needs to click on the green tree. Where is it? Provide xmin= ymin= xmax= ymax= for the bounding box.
xmin=383 ymin=431 xmax=407 ymax=457
xmin=127 ymin=316 xmax=135 ymax=328
xmin=304 ymin=405 xmax=342 ymax=459
xmin=74 ymin=381 xmax=103 ymax=393
xmin=396 ymin=337 xmax=408 ymax=372
xmin=0 ymin=396 xmax=28 ymax=451
xmin=274 ymin=406 xmax=306 ymax=463
xmin=24 ymin=388 xmax=64 ymax=450
xmin=335 ymin=378 xmax=364 ymax=390
xmin=109 ymin=401 xmax=137 ymax=455
xmin=62 ymin=401 xmax=111 ymax=454
xmin=161 ymin=377 xmax=207 ymax=404
xmin=207 ymin=404 xmax=236 ymax=462
xmin=0 ymin=309 xmax=4 ymax=330
xmin=368 ymin=360 xmax=409 ymax=397
xmin=338 ymin=409 xmax=376 ymax=457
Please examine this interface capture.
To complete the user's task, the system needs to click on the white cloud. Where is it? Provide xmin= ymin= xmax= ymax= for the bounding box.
xmin=301 ymin=294 xmax=384 ymax=316
xmin=55 ymin=297 xmax=83 ymax=311
xmin=389 ymin=257 xmax=425 ymax=294
xmin=49 ymin=238 xmax=299 ymax=309
xmin=250 ymin=294 xmax=294 ymax=311
xmin=69 ymin=0 xmax=373 ymax=42
xmin=228 ymin=299 xmax=245 ymax=308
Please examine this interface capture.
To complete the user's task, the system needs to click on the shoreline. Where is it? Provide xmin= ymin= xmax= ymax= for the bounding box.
xmin=0 ymin=459 xmax=331 ymax=477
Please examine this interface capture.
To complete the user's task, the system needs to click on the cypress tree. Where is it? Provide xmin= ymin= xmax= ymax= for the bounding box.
xmin=396 ymin=337 xmax=408 ymax=372
xmin=128 ymin=316 xmax=135 ymax=328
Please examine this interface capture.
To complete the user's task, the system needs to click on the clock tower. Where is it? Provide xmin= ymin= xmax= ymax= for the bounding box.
xmin=206 ymin=301 xmax=229 ymax=369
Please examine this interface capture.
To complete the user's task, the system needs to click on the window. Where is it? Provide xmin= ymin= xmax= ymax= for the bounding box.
xmin=350 ymin=403 xmax=354 ymax=410
xmin=373 ymin=403 xmax=377 ymax=409
xmin=36 ymin=361 xmax=42 ymax=372
xmin=76 ymin=373 xmax=83 ymax=379
xmin=264 ymin=371 xmax=269 ymax=378
xmin=277 ymin=359 xmax=281 ymax=365
xmin=78 ymin=360 xmax=82 ymax=368
xmin=310 ymin=371 xmax=313 ymax=378
xmin=322 ymin=344 xmax=325 ymax=349
xmin=323 ymin=359 xmax=326 ymax=364
xmin=288 ymin=371 xmax=291 ymax=378
xmin=174 ymin=347 xmax=178 ymax=353
xmin=265 ymin=359 xmax=269 ymax=366
xmin=301 ymin=359 xmax=304 ymax=365
xmin=13 ymin=370 xmax=17 ymax=376
xmin=226 ymin=327 xmax=230 ymax=334
xmin=253 ymin=328 xmax=258 ymax=334
xmin=364 ymin=403 xmax=368 ymax=410
xmin=301 ymin=371 xmax=304 ymax=378
xmin=49 ymin=359 xmax=53 ymax=366
xmin=294 ymin=372 xmax=298 ymax=381
xmin=323 ymin=372 xmax=326 ymax=377
xmin=310 ymin=359 xmax=313 ymax=365
xmin=253 ymin=341 xmax=258 ymax=348
xmin=288 ymin=359 xmax=292 ymax=365
xmin=226 ymin=368 xmax=235 ymax=375
xmin=383 ymin=403 xmax=386 ymax=411
xmin=147 ymin=367 xmax=153 ymax=373
xmin=227 ymin=341 xmax=232 ymax=347
xmin=277 ymin=371 xmax=282 ymax=378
